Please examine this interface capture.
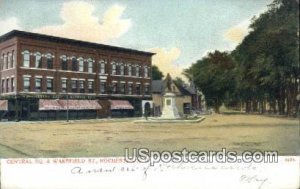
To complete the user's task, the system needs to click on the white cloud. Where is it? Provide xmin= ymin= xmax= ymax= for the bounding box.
xmin=224 ymin=19 xmax=251 ymax=44
xmin=0 ymin=17 xmax=22 ymax=35
xmin=148 ymin=47 xmax=187 ymax=80
xmin=33 ymin=1 xmax=131 ymax=43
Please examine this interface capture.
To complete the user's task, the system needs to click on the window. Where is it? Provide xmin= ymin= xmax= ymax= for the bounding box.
xmin=88 ymin=58 xmax=93 ymax=73
xmin=23 ymin=76 xmax=30 ymax=92
xmin=72 ymin=57 xmax=78 ymax=71
xmin=128 ymin=65 xmax=132 ymax=76
xmin=23 ymin=50 xmax=30 ymax=67
xmin=11 ymin=78 xmax=15 ymax=92
xmin=135 ymin=66 xmax=140 ymax=77
xmin=47 ymin=78 xmax=53 ymax=92
xmin=35 ymin=78 xmax=42 ymax=92
xmin=1 ymin=79 xmax=4 ymax=93
xmin=128 ymin=84 xmax=132 ymax=95
xmin=111 ymin=62 xmax=116 ymax=75
xmin=35 ymin=52 xmax=42 ymax=68
xmin=78 ymin=57 xmax=84 ymax=72
xmin=100 ymin=82 xmax=106 ymax=94
xmin=46 ymin=53 xmax=53 ymax=69
xmin=99 ymin=60 xmax=106 ymax=74
xmin=144 ymin=67 xmax=149 ymax=78
xmin=120 ymin=64 xmax=124 ymax=75
xmin=112 ymin=83 xmax=117 ymax=94
xmin=144 ymin=85 xmax=150 ymax=95
xmin=12 ymin=51 xmax=15 ymax=68
xmin=61 ymin=55 xmax=68 ymax=70
xmin=79 ymin=80 xmax=85 ymax=93
xmin=1 ymin=54 xmax=4 ymax=70
xmin=61 ymin=79 xmax=68 ymax=93
xmin=136 ymin=84 xmax=141 ymax=95
xmin=7 ymin=53 xmax=11 ymax=69
xmin=72 ymin=80 xmax=77 ymax=93
xmin=120 ymin=83 xmax=125 ymax=94
xmin=6 ymin=78 xmax=9 ymax=92
xmin=88 ymin=80 xmax=94 ymax=93
xmin=3 ymin=54 xmax=7 ymax=69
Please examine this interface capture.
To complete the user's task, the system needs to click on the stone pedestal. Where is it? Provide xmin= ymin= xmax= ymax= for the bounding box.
xmin=161 ymin=92 xmax=180 ymax=119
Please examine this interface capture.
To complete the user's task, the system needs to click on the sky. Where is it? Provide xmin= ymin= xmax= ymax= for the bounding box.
xmin=0 ymin=0 xmax=273 ymax=79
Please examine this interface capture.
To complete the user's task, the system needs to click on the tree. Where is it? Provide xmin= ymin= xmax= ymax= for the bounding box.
xmin=173 ymin=77 xmax=186 ymax=86
xmin=185 ymin=51 xmax=235 ymax=113
xmin=151 ymin=65 xmax=164 ymax=80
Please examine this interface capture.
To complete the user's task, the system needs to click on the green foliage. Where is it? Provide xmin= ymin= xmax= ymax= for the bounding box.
xmin=151 ymin=65 xmax=164 ymax=80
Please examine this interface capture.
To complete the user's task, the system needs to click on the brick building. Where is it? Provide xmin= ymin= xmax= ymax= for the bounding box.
xmin=0 ymin=30 xmax=154 ymax=120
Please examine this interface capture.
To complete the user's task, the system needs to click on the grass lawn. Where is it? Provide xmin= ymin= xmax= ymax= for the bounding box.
xmin=0 ymin=113 xmax=299 ymax=158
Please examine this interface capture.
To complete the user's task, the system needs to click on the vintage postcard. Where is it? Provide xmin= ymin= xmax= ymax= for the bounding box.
xmin=0 ymin=0 xmax=299 ymax=188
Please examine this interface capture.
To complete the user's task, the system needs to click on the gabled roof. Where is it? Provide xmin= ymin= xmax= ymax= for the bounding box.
xmin=0 ymin=30 xmax=155 ymax=57
xmin=151 ymin=79 xmax=196 ymax=95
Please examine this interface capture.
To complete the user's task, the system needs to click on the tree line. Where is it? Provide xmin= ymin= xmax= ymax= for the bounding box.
xmin=184 ymin=0 xmax=299 ymax=116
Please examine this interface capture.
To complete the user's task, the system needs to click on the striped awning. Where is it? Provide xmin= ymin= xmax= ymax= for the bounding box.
xmin=39 ymin=99 xmax=62 ymax=110
xmin=109 ymin=100 xmax=134 ymax=110
xmin=39 ymin=99 xmax=102 ymax=110
xmin=0 ymin=100 xmax=8 ymax=111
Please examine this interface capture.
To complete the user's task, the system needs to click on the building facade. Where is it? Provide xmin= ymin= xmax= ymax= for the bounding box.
xmin=0 ymin=30 xmax=154 ymax=120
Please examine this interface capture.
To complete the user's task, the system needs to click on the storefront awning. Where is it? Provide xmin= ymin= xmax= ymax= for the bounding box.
xmin=109 ymin=100 xmax=134 ymax=110
xmin=0 ymin=100 xmax=8 ymax=111
xmin=39 ymin=99 xmax=62 ymax=110
xmin=39 ymin=99 xmax=102 ymax=110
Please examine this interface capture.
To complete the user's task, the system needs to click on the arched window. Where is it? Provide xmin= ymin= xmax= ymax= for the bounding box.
xmin=144 ymin=66 xmax=148 ymax=78
xmin=135 ymin=65 xmax=140 ymax=77
xmin=78 ymin=57 xmax=84 ymax=72
xmin=111 ymin=61 xmax=116 ymax=75
xmin=35 ymin=52 xmax=42 ymax=68
xmin=46 ymin=53 xmax=53 ymax=69
xmin=127 ymin=64 xmax=132 ymax=76
xmin=120 ymin=63 xmax=124 ymax=75
xmin=61 ymin=55 xmax=68 ymax=70
xmin=87 ymin=58 xmax=93 ymax=73
xmin=22 ymin=50 xmax=30 ymax=67
xmin=99 ymin=60 xmax=106 ymax=74
xmin=72 ymin=57 xmax=77 ymax=71
xmin=7 ymin=52 xmax=12 ymax=69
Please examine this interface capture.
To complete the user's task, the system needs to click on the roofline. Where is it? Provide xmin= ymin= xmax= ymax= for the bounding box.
xmin=0 ymin=30 xmax=155 ymax=57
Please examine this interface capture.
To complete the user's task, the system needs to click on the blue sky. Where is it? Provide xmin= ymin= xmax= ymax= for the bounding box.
xmin=0 ymin=0 xmax=272 ymax=78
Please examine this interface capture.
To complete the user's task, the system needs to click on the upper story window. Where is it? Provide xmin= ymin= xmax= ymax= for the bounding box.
xmin=78 ymin=57 xmax=84 ymax=72
xmin=47 ymin=78 xmax=53 ymax=92
xmin=12 ymin=51 xmax=15 ymax=68
xmin=119 ymin=83 xmax=125 ymax=94
xmin=111 ymin=62 xmax=116 ymax=75
xmin=7 ymin=53 xmax=12 ymax=69
xmin=3 ymin=54 xmax=7 ymax=69
xmin=61 ymin=55 xmax=68 ymax=70
xmin=135 ymin=66 xmax=140 ymax=77
xmin=72 ymin=57 xmax=78 ymax=71
xmin=100 ymin=82 xmax=106 ymax=94
xmin=112 ymin=83 xmax=117 ymax=94
xmin=71 ymin=80 xmax=77 ymax=93
xmin=88 ymin=80 xmax=94 ymax=93
xmin=22 ymin=50 xmax=30 ymax=67
xmin=35 ymin=52 xmax=42 ymax=68
xmin=79 ymin=80 xmax=85 ymax=93
xmin=128 ymin=83 xmax=132 ymax=95
xmin=99 ymin=60 xmax=106 ymax=74
xmin=23 ymin=76 xmax=30 ymax=92
xmin=46 ymin=53 xmax=53 ymax=69
xmin=144 ymin=85 xmax=150 ymax=95
xmin=120 ymin=64 xmax=124 ymax=75
xmin=11 ymin=78 xmax=15 ymax=92
xmin=136 ymin=84 xmax=141 ymax=95
xmin=144 ymin=66 xmax=149 ymax=78
xmin=127 ymin=65 xmax=132 ymax=76
xmin=35 ymin=77 xmax=42 ymax=92
xmin=61 ymin=78 xmax=68 ymax=93
xmin=87 ymin=58 xmax=93 ymax=73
